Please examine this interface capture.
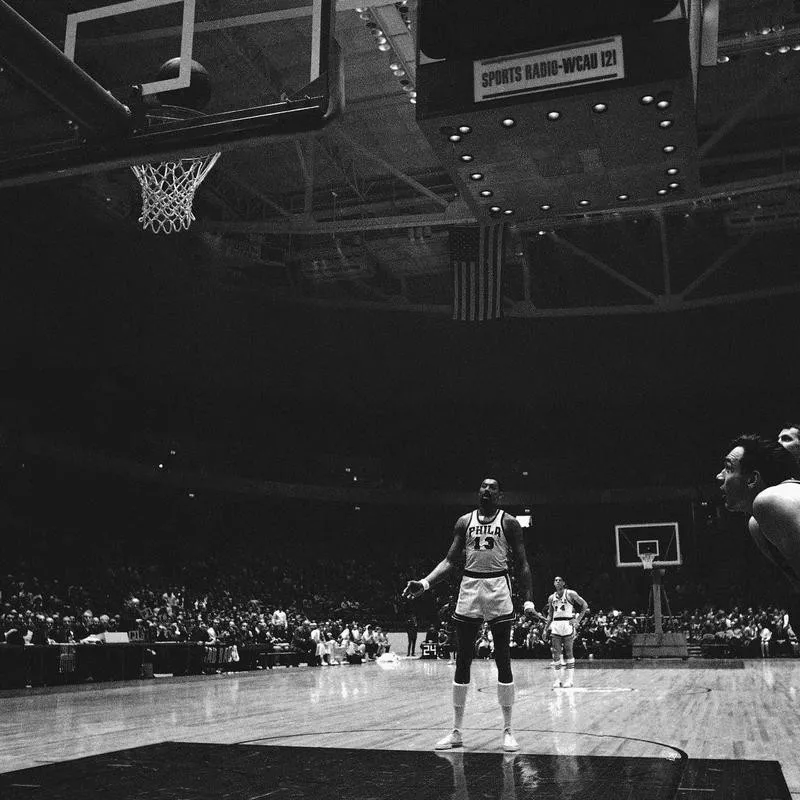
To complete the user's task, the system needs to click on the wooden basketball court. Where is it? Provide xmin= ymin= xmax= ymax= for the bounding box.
xmin=1 ymin=656 xmax=797 ymax=798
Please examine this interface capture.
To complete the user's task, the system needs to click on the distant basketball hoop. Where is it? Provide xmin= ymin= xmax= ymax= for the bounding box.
xmin=639 ymin=552 xmax=656 ymax=571
xmin=131 ymin=60 xmax=219 ymax=234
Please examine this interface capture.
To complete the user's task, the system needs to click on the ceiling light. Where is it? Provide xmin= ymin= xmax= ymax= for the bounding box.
xmin=479 ymin=190 xmax=493 ymax=197
xmin=793 ymin=45 xmax=800 ymax=51
xmin=448 ymin=134 xmax=461 ymax=142
xmin=578 ymin=199 xmax=590 ymax=206
xmin=668 ymin=182 xmax=680 ymax=189
xmin=490 ymin=205 xmax=501 ymax=212
xmin=640 ymin=94 xmax=655 ymax=105
xmin=778 ymin=45 xmax=791 ymax=53
xmin=409 ymin=90 xmax=417 ymax=98
xmin=617 ymin=194 xmax=629 ymax=201
xmin=663 ymin=145 xmax=676 ymax=153
xmin=592 ymin=103 xmax=608 ymax=113
xmin=659 ymin=119 xmax=673 ymax=128
xmin=764 ymin=50 xmax=774 ymax=56
xmin=409 ymin=96 xmax=416 ymax=103
xmin=547 ymin=110 xmax=561 ymax=120
xmin=389 ymin=62 xmax=401 ymax=70
xmin=458 ymin=125 xmax=472 ymax=134
xmin=657 ymin=188 xmax=668 ymax=195
xmin=501 ymin=117 xmax=516 ymax=127
xmin=540 ymin=204 xmax=551 ymax=210
xmin=393 ymin=69 xmax=406 ymax=77
xmin=656 ymin=91 xmax=672 ymax=109
xmin=717 ymin=55 xmax=730 ymax=63
xmin=378 ymin=43 xmax=391 ymax=51
xmin=666 ymin=167 xmax=679 ymax=175
xmin=376 ymin=36 xmax=388 ymax=44
xmin=470 ymin=172 xmax=484 ymax=180
xmin=503 ymin=209 xmax=513 ymax=215
xmin=460 ymin=154 xmax=474 ymax=162
xmin=537 ymin=230 xmax=546 ymax=236
xmin=759 ymin=26 xmax=772 ymax=35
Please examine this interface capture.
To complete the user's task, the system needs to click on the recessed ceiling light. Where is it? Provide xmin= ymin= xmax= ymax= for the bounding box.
xmin=717 ymin=55 xmax=730 ymax=63
xmin=778 ymin=45 xmax=790 ymax=53
xmin=668 ymin=182 xmax=680 ymax=189
xmin=503 ymin=209 xmax=513 ymax=215
xmin=666 ymin=167 xmax=679 ymax=175
xmin=448 ymin=134 xmax=461 ymax=142
xmin=501 ymin=117 xmax=516 ymax=128
xmin=490 ymin=205 xmax=501 ymax=212
xmin=537 ymin=230 xmax=546 ymax=236
xmin=592 ymin=103 xmax=608 ymax=113
xmin=547 ymin=111 xmax=561 ymax=120
xmin=659 ymin=119 xmax=673 ymax=128
xmin=656 ymin=99 xmax=670 ymax=109
xmin=540 ymin=204 xmax=551 ymax=210
xmin=663 ymin=145 xmax=676 ymax=153
xmin=578 ymin=199 xmax=590 ymax=206
xmin=458 ymin=125 xmax=472 ymax=134
xmin=640 ymin=94 xmax=655 ymax=105
xmin=469 ymin=173 xmax=484 ymax=180
xmin=479 ymin=190 xmax=493 ymax=197
xmin=657 ymin=188 xmax=668 ymax=195
xmin=617 ymin=194 xmax=629 ymax=201
xmin=460 ymin=154 xmax=474 ymax=162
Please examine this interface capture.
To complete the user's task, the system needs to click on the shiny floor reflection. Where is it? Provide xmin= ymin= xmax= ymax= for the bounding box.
xmin=0 ymin=742 xmax=790 ymax=800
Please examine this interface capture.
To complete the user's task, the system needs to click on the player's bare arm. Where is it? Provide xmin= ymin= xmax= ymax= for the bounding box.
xmin=504 ymin=515 xmax=545 ymax=620
xmin=402 ymin=515 xmax=468 ymax=599
xmin=751 ymin=489 xmax=800 ymax=592
xmin=570 ymin=591 xmax=589 ymax=629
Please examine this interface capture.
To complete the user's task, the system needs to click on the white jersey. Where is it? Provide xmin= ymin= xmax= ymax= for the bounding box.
xmin=464 ymin=509 xmax=511 ymax=574
xmin=548 ymin=589 xmax=582 ymax=638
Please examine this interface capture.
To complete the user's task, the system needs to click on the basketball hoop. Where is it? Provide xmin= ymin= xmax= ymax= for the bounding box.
xmin=639 ymin=553 xmax=657 ymax=571
xmin=130 ymin=106 xmax=220 ymax=234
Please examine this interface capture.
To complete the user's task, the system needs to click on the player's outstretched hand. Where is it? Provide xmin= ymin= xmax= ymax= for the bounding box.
xmin=403 ymin=580 xmax=426 ymax=600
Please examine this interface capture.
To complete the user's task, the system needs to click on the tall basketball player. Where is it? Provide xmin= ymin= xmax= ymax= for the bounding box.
xmin=544 ymin=576 xmax=589 ymax=688
xmin=717 ymin=434 xmax=800 ymax=628
xmin=403 ymin=477 xmax=541 ymax=752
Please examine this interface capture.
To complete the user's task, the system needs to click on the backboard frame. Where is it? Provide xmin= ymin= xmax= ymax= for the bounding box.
xmin=0 ymin=0 xmax=342 ymax=189
xmin=615 ymin=521 xmax=682 ymax=568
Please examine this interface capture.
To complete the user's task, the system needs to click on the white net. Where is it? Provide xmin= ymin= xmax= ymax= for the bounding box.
xmin=639 ymin=553 xmax=657 ymax=570
xmin=131 ymin=152 xmax=221 ymax=234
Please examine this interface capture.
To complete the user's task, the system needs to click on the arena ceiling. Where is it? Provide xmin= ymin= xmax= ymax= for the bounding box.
xmin=3 ymin=0 xmax=800 ymax=320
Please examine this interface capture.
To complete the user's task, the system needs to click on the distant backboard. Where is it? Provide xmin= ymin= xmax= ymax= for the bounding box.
xmin=615 ymin=522 xmax=682 ymax=568
xmin=0 ymin=0 xmax=340 ymax=187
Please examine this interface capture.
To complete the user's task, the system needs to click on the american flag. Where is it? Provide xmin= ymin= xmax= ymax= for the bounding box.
xmin=450 ymin=223 xmax=506 ymax=322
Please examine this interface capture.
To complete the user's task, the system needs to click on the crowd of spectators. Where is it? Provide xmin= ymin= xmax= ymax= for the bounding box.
xmin=3 ymin=567 xmax=797 ymax=663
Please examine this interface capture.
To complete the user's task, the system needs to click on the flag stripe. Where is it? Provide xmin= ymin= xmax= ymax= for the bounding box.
xmin=450 ymin=223 xmax=505 ymax=322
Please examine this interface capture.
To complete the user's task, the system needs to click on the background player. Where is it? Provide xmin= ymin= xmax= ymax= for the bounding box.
xmin=544 ymin=576 xmax=589 ymax=688
xmin=403 ymin=477 xmax=541 ymax=752
xmin=778 ymin=423 xmax=800 ymax=464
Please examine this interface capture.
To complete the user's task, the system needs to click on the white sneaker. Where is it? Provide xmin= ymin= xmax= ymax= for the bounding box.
xmin=435 ymin=729 xmax=463 ymax=750
xmin=502 ymin=729 xmax=519 ymax=752
xmin=552 ymin=678 xmax=562 ymax=688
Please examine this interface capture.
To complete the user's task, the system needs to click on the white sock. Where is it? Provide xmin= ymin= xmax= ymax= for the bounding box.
xmin=497 ymin=681 xmax=514 ymax=729
xmin=452 ymin=681 xmax=469 ymax=730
